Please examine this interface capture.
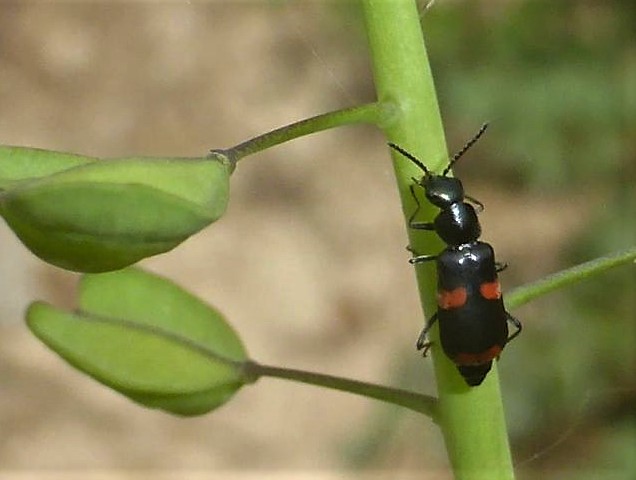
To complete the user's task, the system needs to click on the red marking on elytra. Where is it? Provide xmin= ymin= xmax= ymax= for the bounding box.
xmin=438 ymin=288 xmax=468 ymax=309
xmin=480 ymin=281 xmax=501 ymax=300
xmin=454 ymin=345 xmax=503 ymax=365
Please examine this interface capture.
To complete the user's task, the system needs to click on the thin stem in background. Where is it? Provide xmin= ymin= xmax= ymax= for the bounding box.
xmin=246 ymin=361 xmax=438 ymax=418
xmin=507 ymin=246 xmax=636 ymax=310
xmin=216 ymin=103 xmax=382 ymax=163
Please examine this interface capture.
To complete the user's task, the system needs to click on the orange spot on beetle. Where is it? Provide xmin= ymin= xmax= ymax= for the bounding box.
xmin=480 ymin=281 xmax=501 ymax=300
xmin=438 ymin=288 xmax=468 ymax=309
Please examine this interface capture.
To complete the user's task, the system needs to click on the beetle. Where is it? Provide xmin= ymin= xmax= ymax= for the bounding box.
xmin=388 ymin=125 xmax=521 ymax=386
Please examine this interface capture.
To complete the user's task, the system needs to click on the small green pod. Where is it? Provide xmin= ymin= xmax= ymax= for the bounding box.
xmin=0 ymin=147 xmax=231 ymax=272
xmin=26 ymin=268 xmax=248 ymax=416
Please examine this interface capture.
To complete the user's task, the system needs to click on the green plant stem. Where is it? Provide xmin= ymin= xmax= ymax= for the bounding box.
xmin=245 ymin=361 xmax=437 ymax=417
xmin=362 ymin=1 xmax=516 ymax=479
xmin=507 ymin=246 xmax=636 ymax=309
xmin=217 ymin=103 xmax=382 ymax=163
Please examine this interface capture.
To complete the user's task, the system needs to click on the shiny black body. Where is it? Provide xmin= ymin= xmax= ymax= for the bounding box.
xmin=388 ymin=124 xmax=521 ymax=386
xmin=430 ymin=242 xmax=512 ymax=386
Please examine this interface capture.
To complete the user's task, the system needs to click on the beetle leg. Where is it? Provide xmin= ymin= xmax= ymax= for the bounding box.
xmin=416 ymin=313 xmax=438 ymax=354
xmin=465 ymin=194 xmax=484 ymax=213
xmin=495 ymin=261 xmax=508 ymax=272
xmin=505 ymin=313 xmax=522 ymax=343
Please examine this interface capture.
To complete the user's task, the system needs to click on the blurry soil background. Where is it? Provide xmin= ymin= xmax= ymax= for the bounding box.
xmin=0 ymin=2 xmax=634 ymax=479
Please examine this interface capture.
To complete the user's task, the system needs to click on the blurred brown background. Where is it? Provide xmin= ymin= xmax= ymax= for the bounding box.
xmin=0 ymin=1 xmax=634 ymax=479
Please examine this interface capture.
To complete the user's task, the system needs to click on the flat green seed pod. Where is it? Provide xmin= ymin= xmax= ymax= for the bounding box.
xmin=0 ymin=152 xmax=231 ymax=272
xmin=26 ymin=268 xmax=248 ymax=416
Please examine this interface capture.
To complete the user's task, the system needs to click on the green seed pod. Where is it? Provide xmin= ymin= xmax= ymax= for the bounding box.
xmin=26 ymin=268 xmax=248 ymax=416
xmin=0 ymin=147 xmax=232 ymax=272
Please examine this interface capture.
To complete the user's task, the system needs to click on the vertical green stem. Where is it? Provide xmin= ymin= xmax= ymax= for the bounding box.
xmin=362 ymin=1 xmax=515 ymax=479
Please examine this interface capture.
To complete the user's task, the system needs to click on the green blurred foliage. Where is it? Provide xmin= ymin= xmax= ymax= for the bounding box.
xmin=426 ymin=0 xmax=635 ymax=188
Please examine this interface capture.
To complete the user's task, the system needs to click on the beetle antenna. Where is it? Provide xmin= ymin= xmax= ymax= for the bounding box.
xmin=443 ymin=123 xmax=489 ymax=176
xmin=388 ymin=143 xmax=431 ymax=176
